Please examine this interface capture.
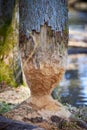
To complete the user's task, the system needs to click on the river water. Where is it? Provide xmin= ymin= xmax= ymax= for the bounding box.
xmin=59 ymin=54 xmax=87 ymax=107
xmin=53 ymin=10 xmax=87 ymax=107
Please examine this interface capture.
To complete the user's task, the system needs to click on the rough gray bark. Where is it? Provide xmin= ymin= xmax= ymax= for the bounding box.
xmin=19 ymin=0 xmax=68 ymax=33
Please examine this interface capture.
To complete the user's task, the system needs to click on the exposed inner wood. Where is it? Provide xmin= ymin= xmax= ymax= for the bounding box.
xmin=20 ymin=24 xmax=67 ymax=96
xmin=18 ymin=24 xmax=70 ymax=119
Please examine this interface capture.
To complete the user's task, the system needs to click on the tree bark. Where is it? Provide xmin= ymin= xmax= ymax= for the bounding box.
xmin=0 ymin=0 xmax=22 ymax=86
xmin=19 ymin=0 xmax=70 ymax=119
xmin=0 ymin=116 xmax=45 ymax=130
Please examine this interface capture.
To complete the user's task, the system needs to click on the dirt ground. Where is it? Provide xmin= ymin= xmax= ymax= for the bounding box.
xmin=0 ymin=86 xmax=87 ymax=130
xmin=0 ymin=85 xmax=30 ymax=104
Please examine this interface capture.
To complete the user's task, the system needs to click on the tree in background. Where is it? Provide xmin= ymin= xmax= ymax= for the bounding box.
xmin=0 ymin=0 xmax=22 ymax=87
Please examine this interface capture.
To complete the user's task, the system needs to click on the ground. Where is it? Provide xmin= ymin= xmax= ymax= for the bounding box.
xmin=0 ymin=85 xmax=87 ymax=130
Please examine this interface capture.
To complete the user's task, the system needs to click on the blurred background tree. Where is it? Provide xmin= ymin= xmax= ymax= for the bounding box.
xmin=0 ymin=0 xmax=22 ymax=88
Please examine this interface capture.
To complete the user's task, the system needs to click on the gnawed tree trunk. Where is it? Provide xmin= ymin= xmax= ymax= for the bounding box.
xmin=19 ymin=0 xmax=71 ymax=119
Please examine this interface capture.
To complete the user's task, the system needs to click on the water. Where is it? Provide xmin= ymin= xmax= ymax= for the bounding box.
xmin=53 ymin=10 xmax=87 ymax=107
xmin=59 ymin=54 xmax=87 ymax=107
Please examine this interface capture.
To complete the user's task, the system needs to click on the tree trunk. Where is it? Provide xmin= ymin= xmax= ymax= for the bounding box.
xmin=19 ymin=0 xmax=70 ymax=119
xmin=0 ymin=0 xmax=23 ymax=86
